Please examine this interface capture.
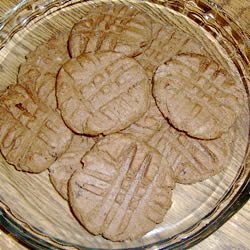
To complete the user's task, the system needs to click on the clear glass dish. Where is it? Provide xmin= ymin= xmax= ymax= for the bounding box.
xmin=0 ymin=0 xmax=249 ymax=249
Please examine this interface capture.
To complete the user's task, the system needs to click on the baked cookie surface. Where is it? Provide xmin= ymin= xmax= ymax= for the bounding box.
xmin=56 ymin=52 xmax=150 ymax=135
xmin=121 ymin=96 xmax=163 ymax=141
xmin=135 ymin=22 xmax=189 ymax=78
xmin=69 ymin=4 xmax=152 ymax=58
xmin=18 ymin=33 xmax=70 ymax=109
xmin=49 ymin=135 xmax=95 ymax=199
xmin=153 ymin=53 xmax=243 ymax=139
xmin=69 ymin=133 xmax=175 ymax=241
xmin=0 ymin=84 xmax=72 ymax=173
xmin=123 ymin=98 xmax=234 ymax=184
xmin=149 ymin=121 xmax=234 ymax=184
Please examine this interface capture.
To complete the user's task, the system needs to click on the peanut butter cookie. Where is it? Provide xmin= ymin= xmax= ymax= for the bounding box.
xmin=49 ymin=135 xmax=95 ymax=199
xmin=69 ymin=133 xmax=175 ymax=241
xmin=153 ymin=53 xmax=243 ymax=139
xmin=69 ymin=4 xmax=152 ymax=58
xmin=18 ymin=32 xmax=70 ymax=109
xmin=56 ymin=52 xmax=150 ymax=135
xmin=0 ymin=84 xmax=72 ymax=173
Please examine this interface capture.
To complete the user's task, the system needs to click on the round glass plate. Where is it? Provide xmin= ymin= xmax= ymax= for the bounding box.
xmin=0 ymin=0 xmax=249 ymax=249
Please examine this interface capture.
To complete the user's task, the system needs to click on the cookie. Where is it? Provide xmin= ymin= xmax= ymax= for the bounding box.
xmin=0 ymin=84 xmax=72 ymax=173
xmin=68 ymin=4 xmax=152 ymax=58
xmin=148 ymin=121 xmax=234 ymax=184
xmin=49 ymin=135 xmax=95 ymax=200
xmin=121 ymin=96 xmax=163 ymax=141
xmin=123 ymin=98 xmax=234 ymax=183
xmin=135 ymin=22 xmax=196 ymax=79
xmin=69 ymin=133 xmax=175 ymax=241
xmin=18 ymin=32 xmax=70 ymax=109
xmin=56 ymin=52 xmax=150 ymax=135
xmin=153 ymin=53 xmax=243 ymax=139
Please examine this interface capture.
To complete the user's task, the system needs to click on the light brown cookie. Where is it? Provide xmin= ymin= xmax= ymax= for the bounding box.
xmin=69 ymin=133 xmax=175 ymax=241
xmin=153 ymin=53 xmax=243 ymax=139
xmin=148 ymin=121 xmax=234 ymax=184
xmin=18 ymin=32 xmax=70 ymax=109
xmin=135 ymin=23 xmax=188 ymax=78
xmin=121 ymin=96 xmax=163 ymax=141
xmin=56 ymin=52 xmax=150 ymax=135
xmin=123 ymin=98 xmax=234 ymax=184
xmin=49 ymin=135 xmax=95 ymax=200
xmin=69 ymin=4 xmax=152 ymax=58
xmin=135 ymin=22 xmax=204 ymax=79
xmin=0 ymin=84 xmax=72 ymax=173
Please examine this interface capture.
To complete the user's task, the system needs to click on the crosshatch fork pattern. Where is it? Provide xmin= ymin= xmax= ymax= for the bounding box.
xmin=0 ymin=84 xmax=72 ymax=173
xmin=18 ymin=32 xmax=70 ymax=110
xmin=69 ymin=3 xmax=152 ymax=58
xmin=135 ymin=23 xmax=191 ymax=78
xmin=69 ymin=134 xmax=175 ymax=241
xmin=153 ymin=53 xmax=244 ymax=139
xmin=57 ymin=52 xmax=150 ymax=135
xmin=149 ymin=122 xmax=234 ymax=184
xmin=123 ymin=97 xmax=234 ymax=184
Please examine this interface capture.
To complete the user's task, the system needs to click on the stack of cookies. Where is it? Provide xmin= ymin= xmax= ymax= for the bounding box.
xmin=0 ymin=3 xmax=244 ymax=241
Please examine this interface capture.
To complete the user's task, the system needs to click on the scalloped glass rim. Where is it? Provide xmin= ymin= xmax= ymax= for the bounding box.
xmin=0 ymin=0 xmax=249 ymax=249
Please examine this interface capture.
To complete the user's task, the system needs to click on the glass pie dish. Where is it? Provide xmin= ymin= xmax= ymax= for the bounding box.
xmin=0 ymin=0 xmax=249 ymax=249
